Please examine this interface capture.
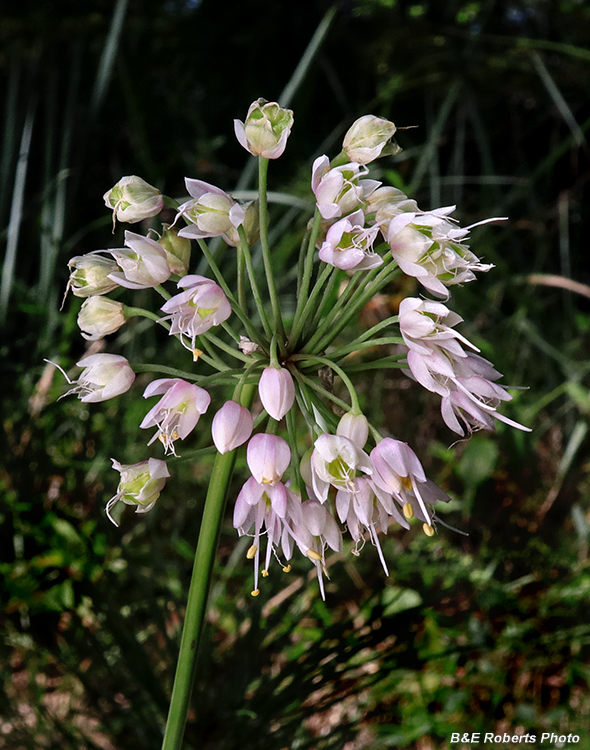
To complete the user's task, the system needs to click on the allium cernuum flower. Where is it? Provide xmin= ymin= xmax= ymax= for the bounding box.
xmin=158 ymin=224 xmax=191 ymax=275
xmin=64 ymin=354 xmax=135 ymax=403
xmin=212 ymin=401 xmax=253 ymax=454
xmin=160 ymin=275 xmax=231 ymax=350
xmin=318 ymin=209 xmax=383 ymax=271
xmin=310 ymin=433 xmax=373 ymax=502
xmin=234 ymin=98 xmax=294 ymax=159
xmin=342 ymin=114 xmax=399 ymax=165
xmin=258 ymin=366 xmax=295 ymax=421
xmin=67 ymin=254 xmax=120 ymax=297
xmin=106 ymin=457 xmax=170 ymax=526
xmin=177 ymin=179 xmax=245 ymax=240
xmin=140 ymin=378 xmax=211 ymax=455
xmin=311 ymin=155 xmax=380 ymax=220
xmin=107 ymin=231 xmax=171 ymax=290
xmin=103 ymin=175 xmax=164 ymax=224
xmin=77 ymin=296 xmax=126 ymax=340
xmin=247 ymin=434 xmax=291 ymax=486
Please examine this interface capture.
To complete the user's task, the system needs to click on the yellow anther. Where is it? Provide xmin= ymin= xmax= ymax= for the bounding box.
xmin=246 ymin=544 xmax=258 ymax=560
xmin=401 ymin=476 xmax=413 ymax=491
xmin=282 ymin=565 xmax=291 ymax=573
xmin=261 ymin=569 xmax=269 ymax=578
xmin=423 ymin=523 xmax=435 ymax=537
xmin=158 ymin=434 xmax=166 ymax=444
xmin=403 ymin=502 xmax=414 ymax=520
xmin=306 ymin=549 xmax=322 ymax=562
xmin=251 ymin=589 xmax=260 ymax=597
xmin=171 ymin=430 xmax=179 ymax=440
xmin=192 ymin=349 xmax=203 ymax=362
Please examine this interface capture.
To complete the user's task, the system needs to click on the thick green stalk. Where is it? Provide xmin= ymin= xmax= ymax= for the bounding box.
xmin=258 ymin=157 xmax=285 ymax=341
xmin=161 ymin=384 xmax=255 ymax=750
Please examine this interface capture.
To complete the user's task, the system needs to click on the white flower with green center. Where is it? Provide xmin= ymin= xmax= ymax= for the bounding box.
xmin=103 ymin=175 xmax=164 ymax=225
xmin=107 ymin=457 xmax=170 ymax=526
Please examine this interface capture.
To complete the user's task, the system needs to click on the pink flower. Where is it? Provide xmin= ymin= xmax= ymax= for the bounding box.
xmin=211 ymin=401 xmax=253 ymax=454
xmin=55 ymin=353 xmax=135 ymax=403
xmin=140 ymin=378 xmax=211 ymax=455
xmin=310 ymin=433 xmax=373 ymax=501
xmin=177 ymin=179 xmax=245 ymax=239
xmin=246 ymin=434 xmax=291 ymax=485
xmin=258 ymin=367 xmax=295 ymax=421
xmin=160 ymin=275 xmax=231 ymax=350
xmin=318 ymin=209 xmax=383 ymax=271
xmin=311 ymin=156 xmax=380 ymax=221
xmin=107 ymin=231 xmax=171 ymax=289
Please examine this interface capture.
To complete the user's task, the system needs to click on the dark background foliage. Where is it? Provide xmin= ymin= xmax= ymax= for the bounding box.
xmin=1 ymin=0 xmax=590 ymax=748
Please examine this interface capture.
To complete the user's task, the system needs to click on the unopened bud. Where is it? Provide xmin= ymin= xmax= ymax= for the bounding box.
xmin=158 ymin=224 xmax=191 ymax=275
xmin=104 ymin=175 xmax=164 ymax=225
xmin=342 ymin=115 xmax=400 ymax=165
xmin=234 ymin=99 xmax=294 ymax=159
xmin=77 ymin=296 xmax=126 ymax=340
xmin=258 ymin=366 xmax=295 ymax=421
xmin=67 ymin=254 xmax=120 ymax=298
xmin=211 ymin=400 xmax=253 ymax=454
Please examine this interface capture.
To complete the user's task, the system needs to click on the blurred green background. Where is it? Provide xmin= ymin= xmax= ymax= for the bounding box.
xmin=2 ymin=0 xmax=590 ymax=748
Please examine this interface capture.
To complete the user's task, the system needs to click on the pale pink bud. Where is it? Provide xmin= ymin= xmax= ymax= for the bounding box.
xmin=258 ymin=367 xmax=295 ymax=421
xmin=246 ymin=434 xmax=290 ymax=485
xmin=336 ymin=412 xmax=369 ymax=449
xmin=342 ymin=115 xmax=399 ymax=165
xmin=106 ymin=457 xmax=170 ymax=526
xmin=107 ymin=231 xmax=171 ymax=289
xmin=67 ymin=254 xmax=120 ymax=297
xmin=103 ymin=175 xmax=164 ymax=224
xmin=77 ymin=296 xmax=126 ymax=340
xmin=234 ymin=99 xmax=294 ymax=159
xmin=212 ymin=400 xmax=253 ymax=454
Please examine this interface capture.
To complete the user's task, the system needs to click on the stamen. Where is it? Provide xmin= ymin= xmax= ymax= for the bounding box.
xmin=261 ymin=569 xmax=269 ymax=577
xmin=192 ymin=349 xmax=203 ymax=362
xmin=307 ymin=549 xmax=322 ymax=562
xmin=282 ymin=565 xmax=291 ymax=573
xmin=422 ymin=523 xmax=435 ymax=537
xmin=251 ymin=589 xmax=260 ymax=597
xmin=403 ymin=502 xmax=414 ymax=520
xmin=246 ymin=544 xmax=258 ymax=559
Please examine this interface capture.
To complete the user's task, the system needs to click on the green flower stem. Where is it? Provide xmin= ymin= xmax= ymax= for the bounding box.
xmin=329 ymin=336 xmax=404 ymax=361
xmin=155 ymin=284 xmax=172 ymax=300
xmin=196 ymin=238 xmax=267 ymax=350
xmin=258 ymin=157 xmax=285 ymax=343
xmin=290 ymin=209 xmax=322 ymax=337
xmin=130 ymin=364 xmax=206 ymax=382
xmin=309 ymin=263 xmax=400 ymax=353
xmin=237 ymin=225 xmax=273 ymax=339
xmin=302 ymin=268 xmax=371 ymax=351
xmin=161 ymin=383 xmax=255 ymax=750
xmin=288 ymin=263 xmax=333 ymax=349
xmin=294 ymin=354 xmax=361 ymax=414
xmin=196 ymin=336 xmax=230 ymax=371
xmin=236 ymin=241 xmax=247 ymax=311
xmin=285 ymin=404 xmax=301 ymax=491
xmin=294 ymin=369 xmax=351 ymax=415
xmin=162 ymin=195 xmax=180 ymax=209
xmin=353 ymin=315 xmax=399 ymax=344
xmin=305 ymin=266 xmax=343 ymax=337
xmin=339 ymin=356 xmax=407 ymax=372
xmin=290 ymin=374 xmax=321 ymax=437
xmin=221 ymin=322 xmax=241 ymax=344
xmin=201 ymin=332 xmax=253 ymax=363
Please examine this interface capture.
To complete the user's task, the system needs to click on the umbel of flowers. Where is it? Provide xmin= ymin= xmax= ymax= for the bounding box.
xmin=57 ymin=101 xmax=529 ymax=600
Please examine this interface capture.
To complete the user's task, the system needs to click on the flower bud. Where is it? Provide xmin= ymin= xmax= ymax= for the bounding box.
xmin=77 ymin=296 xmax=126 ymax=340
xmin=103 ymin=176 xmax=164 ymax=224
xmin=342 ymin=115 xmax=399 ymax=165
xmin=212 ymin=400 xmax=253 ymax=454
xmin=336 ymin=412 xmax=369 ymax=449
xmin=106 ymin=457 xmax=170 ymax=526
xmin=67 ymin=254 xmax=120 ymax=297
xmin=258 ymin=366 xmax=295 ymax=421
xmin=65 ymin=353 xmax=135 ymax=403
xmin=222 ymin=200 xmax=260 ymax=247
xmin=247 ymin=434 xmax=291 ymax=485
xmin=158 ymin=224 xmax=191 ymax=275
xmin=234 ymin=99 xmax=294 ymax=159
xmin=177 ymin=179 xmax=245 ymax=240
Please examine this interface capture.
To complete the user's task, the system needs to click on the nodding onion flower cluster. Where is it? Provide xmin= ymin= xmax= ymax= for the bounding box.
xmin=55 ymin=99 xmax=530 ymax=599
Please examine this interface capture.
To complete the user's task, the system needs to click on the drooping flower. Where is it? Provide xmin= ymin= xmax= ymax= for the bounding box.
xmin=342 ymin=114 xmax=399 ymax=165
xmin=140 ymin=378 xmax=211 ymax=455
xmin=399 ymin=297 xmax=478 ymax=359
xmin=386 ymin=207 xmax=497 ymax=298
xmin=66 ymin=254 xmax=120 ymax=298
xmin=258 ymin=366 xmax=295 ymax=421
xmin=55 ymin=353 xmax=135 ymax=403
xmin=311 ymin=155 xmax=380 ymax=221
xmin=211 ymin=400 xmax=253 ymax=454
xmin=103 ymin=175 xmax=164 ymax=226
xmin=160 ymin=275 xmax=231 ymax=350
xmin=309 ymin=433 xmax=373 ymax=502
xmin=318 ymin=209 xmax=383 ymax=271
xmin=234 ymin=99 xmax=294 ymax=159
xmin=177 ymin=179 xmax=245 ymax=240
xmin=107 ymin=231 xmax=171 ymax=289
xmin=246 ymin=434 xmax=291 ymax=486
xmin=77 ymin=296 xmax=126 ymax=340
xmin=106 ymin=457 xmax=170 ymax=526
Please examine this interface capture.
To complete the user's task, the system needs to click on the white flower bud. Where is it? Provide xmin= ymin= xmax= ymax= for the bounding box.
xmin=103 ymin=176 xmax=164 ymax=224
xmin=342 ymin=115 xmax=399 ymax=165
xmin=77 ymin=296 xmax=126 ymax=340
xmin=211 ymin=401 xmax=253 ymax=454
xmin=258 ymin=367 xmax=295 ymax=421
xmin=234 ymin=99 xmax=294 ymax=159
xmin=67 ymin=254 xmax=120 ymax=297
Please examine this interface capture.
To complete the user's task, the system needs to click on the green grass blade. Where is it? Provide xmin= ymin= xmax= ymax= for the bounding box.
xmin=0 ymin=53 xmax=21 ymax=225
xmin=90 ymin=0 xmax=130 ymax=116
